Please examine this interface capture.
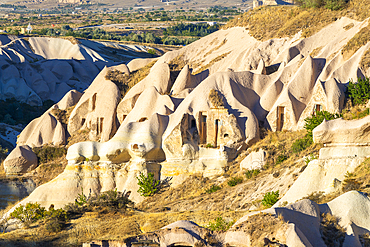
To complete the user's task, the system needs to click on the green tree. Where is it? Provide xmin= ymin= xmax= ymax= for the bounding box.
xmin=347 ymin=77 xmax=370 ymax=105
xmin=137 ymin=172 xmax=160 ymax=197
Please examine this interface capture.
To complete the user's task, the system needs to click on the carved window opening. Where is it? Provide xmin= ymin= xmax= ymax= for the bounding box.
xmin=277 ymin=106 xmax=285 ymax=131
xmin=224 ymin=133 xmax=229 ymax=138
xmin=81 ymin=118 xmax=86 ymax=126
xmin=215 ymin=119 xmax=220 ymax=147
xmin=100 ymin=117 xmax=104 ymax=135
xmin=92 ymin=93 xmax=97 ymax=111
xmin=132 ymin=144 xmax=139 ymax=149
xmin=191 ymin=119 xmax=196 ymax=129
xmin=122 ymin=114 xmax=127 ymax=122
xmin=200 ymin=113 xmax=207 ymax=144
xmin=138 ymin=117 xmax=148 ymax=122
xmin=313 ymin=104 xmax=322 ymax=115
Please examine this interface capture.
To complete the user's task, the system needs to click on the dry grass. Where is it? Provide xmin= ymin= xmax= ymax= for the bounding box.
xmin=124 ymin=60 xmax=156 ymax=94
xmin=195 ymin=51 xmax=231 ymax=73
xmin=0 ymin=209 xmax=244 ymax=247
xmin=50 ymin=106 xmax=75 ymax=126
xmin=230 ymin=212 xmax=288 ymax=246
xmin=341 ymin=104 xmax=370 ymax=120
xmin=204 ymin=38 xmax=227 ymax=57
xmin=208 ymin=89 xmax=224 ymax=108
xmin=29 ymin=156 xmax=67 ymax=187
xmin=62 ymin=36 xmax=81 ymax=45
xmin=343 ymin=22 xmax=355 ymax=30
xmin=168 ymin=53 xmax=187 ymax=71
xmin=361 ymin=47 xmax=370 ymax=70
xmin=342 ymin=23 xmax=370 ymax=60
xmin=310 ymin=46 xmax=323 ymax=57
xmin=320 ymin=213 xmax=345 ymax=246
xmin=223 ymin=0 xmax=370 ymax=41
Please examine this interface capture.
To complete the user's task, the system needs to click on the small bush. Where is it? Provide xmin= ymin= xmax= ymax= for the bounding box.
xmin=206 ymin=185 xmax=221 ymax=194
xmin=347 ymin=77 xmax=370 ymax=106
xmin=75 ymin=189 xmax=87 ymax=206
xmin=88 ymin=189 xmax=134 ymax=211
xmin=262 ymin=191 xmax=279 ymax=208
xmin=32 ymin=146 xmax=67 ymax=164
xmin=147 ymin=48 xmax=156 ymax=55
xmin=227 ymin=177 xmax=243 ymax=187
xmin=304 ymin=111 xmax=342 ymax=138
xmin=10 ymin=202 xmax=46 ymax=227
xmin=206 ymin=216 xmax=234 ymax=231
xmin=292 ymin=135 xmax=313 ymax=153
xmin=245 ymin=169 xmax=260 ymax=179
xmin=45 ymin=208 xmax=68 ymax=233
xmin=208 ymin=89 xmax=224 ymax=108
xmin=275 ymin=154 xmax=288 ymax=165
xmin=137 ymin=172 xmax=160 ymax=197
xmin=320 ymin=213 xmax=345 ymax=246
xmin=304 ymin=154 xmax=317 ymax=164
xmin=105 ymin=69 xmax=129 ymax=99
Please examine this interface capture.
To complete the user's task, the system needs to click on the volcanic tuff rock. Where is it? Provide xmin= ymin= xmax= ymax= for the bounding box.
xmin=6 ymin=15 xmax=370 ymax=211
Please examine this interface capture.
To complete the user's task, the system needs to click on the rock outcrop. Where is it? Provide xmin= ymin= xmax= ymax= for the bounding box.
xmin=3 ymin=145 xmax=37 ymax=175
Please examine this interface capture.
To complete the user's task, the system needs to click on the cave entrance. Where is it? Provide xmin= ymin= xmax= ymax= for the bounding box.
xmin=200 ymin=112 xmax=207 ymax=144
xmin=214 ymin=119 xmax=220 ymax=147
xmin=277 ymin=106 xmax=285 ymax=131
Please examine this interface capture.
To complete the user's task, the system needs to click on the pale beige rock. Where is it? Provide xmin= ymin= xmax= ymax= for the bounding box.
xmin=127 ymin=58 xmax=157 ymax=72
xmin=116 ymin=61 xmax=171 ymax=117
xmin=68 ymin=67 xmax=121 ymax=142
xmin=3 ymin=145 xmax=37 ymax=174
xmin=240 ymin=149 xmax=266 ymax=171
xmin=17 ymin=90 xmax=82 ymax=148
xmin=313 ymin=115 xmax=370 ymax=144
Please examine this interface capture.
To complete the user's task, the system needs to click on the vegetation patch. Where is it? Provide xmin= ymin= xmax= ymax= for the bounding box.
xmin=195 ymin=51 xmax=231 ymax=73
xmin=227 ymin=177 xmax=243 ymax=187
xmin=361 ymin=48 xmax=370 ymax=71
xmin=231 ymin=213 xmax=287 ymax=246
xmin=347 ymin=76 xmax=370 ymax=105
xmin=205 ymin=184 xmax=222 ymax=194
xmin=32 ymin=146 xmax=67 ymax=164
xmin=209 ymin=89 xmax=224 ymax=108
xmin=137 ymin=172 xmax=160 ymax=197
xmin=245 ymin=169 xmax=260 ymax=179
xmin=206 ymin=216 xmax=234 ymax=231
xmin=262 ymin=190 xmax=279 ymax=207
xmin=342 ymin=24 xmax=370 ymax=60
xmin=0 ymin=98 xmax=54 ymax=126
xmin=320 ymin=213 xmax=346 ymax=246
xmin=105 ymin=69 xmax=129 ymax=99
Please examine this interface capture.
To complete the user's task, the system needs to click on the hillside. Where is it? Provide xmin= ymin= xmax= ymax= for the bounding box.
xmin=1 ymin=1 xmax=370 ymax=246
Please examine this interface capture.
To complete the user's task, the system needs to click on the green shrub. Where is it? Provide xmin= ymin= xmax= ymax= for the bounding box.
xmin=206 ymin=216 xmax=234 ymax=231
xmin=227 ymin=177 xmax=243 ymax=187
xmin=32 ymin=146 xmax=67 ymax=163
xmin=75 ymin=189 xmax=87 ymax=206
xmin=45 ymin=208 xmax=68 ymax=233
xmin=10 ymin=202 xmax=46 ymax=227
xmin=147 ymin=48 xmax=156 ymax=55
xmin=245 ymin=169 xmax=260 ymax=179
xmin=347 ymin=77 xmax=370 ymax=105
xmin=137 ymin=172 xmax=160 ymax=197
xmin=275 ymin=154 xmax=288 ymax=165
xmin=88 ymin=189 xmax=134 ymax=211
xmin=304 ymin=154 xmax=317 ymax=164
xmin=292 ymin=135 xmax=313 ymax=153
xmin=304 ymin=111 xmax=342 ymax=138
xmin=206 ymin=185 xmax=221 ymax=194
xmin=262 ymin=191 xmax=279 ymax=208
